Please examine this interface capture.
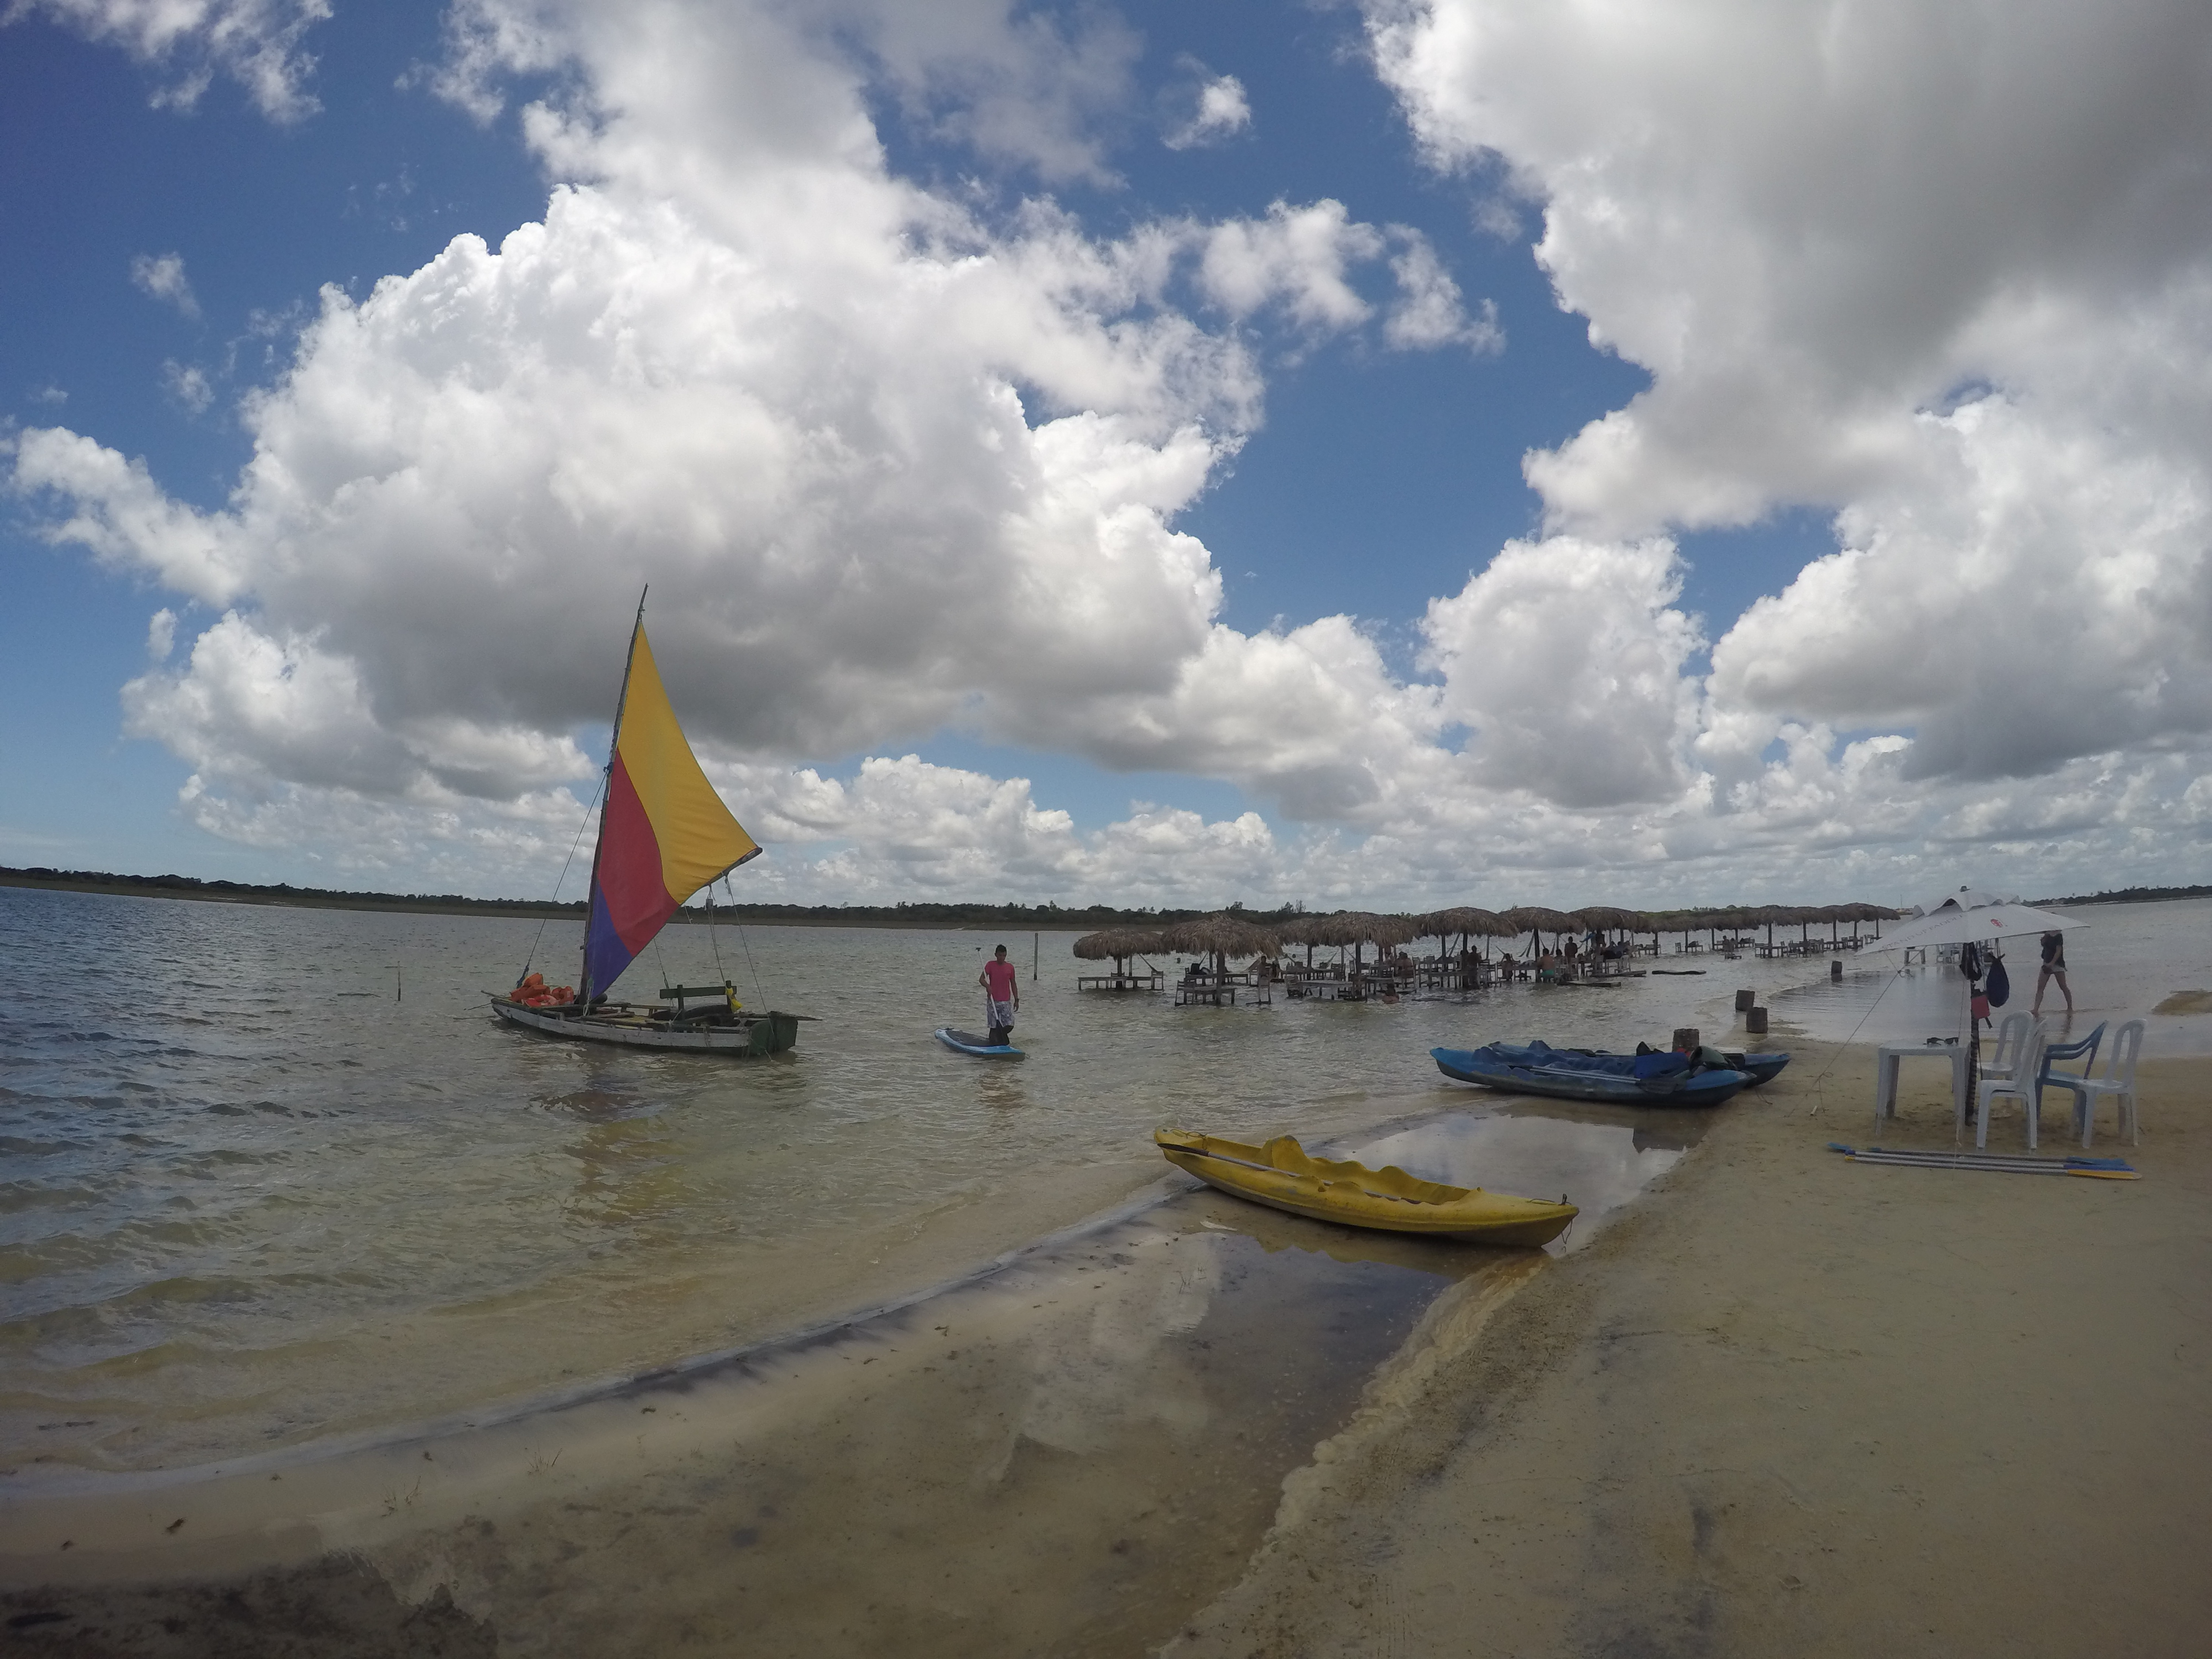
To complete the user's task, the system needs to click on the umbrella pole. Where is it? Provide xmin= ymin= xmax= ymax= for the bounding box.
xmin=1963 ymin=968 xmax=1980 ymax=1128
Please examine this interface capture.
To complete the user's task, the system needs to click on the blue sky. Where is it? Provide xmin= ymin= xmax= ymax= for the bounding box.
xmin=4 ymin=0 xmax=2207 ymax=907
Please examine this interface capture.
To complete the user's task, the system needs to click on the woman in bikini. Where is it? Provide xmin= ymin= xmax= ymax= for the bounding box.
xmin=2032 ymin=930 xmax=2072 ymax=1016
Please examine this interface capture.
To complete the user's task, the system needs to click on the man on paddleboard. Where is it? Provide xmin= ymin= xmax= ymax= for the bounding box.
xmin=980 ymin=944 xmax=1020 ymax=1048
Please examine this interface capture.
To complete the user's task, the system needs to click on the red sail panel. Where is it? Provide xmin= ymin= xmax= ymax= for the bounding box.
xmin=583 ymin=754 xmax=680 ymax=994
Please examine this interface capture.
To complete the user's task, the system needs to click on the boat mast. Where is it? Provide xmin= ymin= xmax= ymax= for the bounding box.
xmin=578 ymin=585 xmax=649 ymax=1003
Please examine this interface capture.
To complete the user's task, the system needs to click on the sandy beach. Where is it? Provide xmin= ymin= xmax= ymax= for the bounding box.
xmin=1171 ymin=1040 xmax=2212 ymax=1658
xmin=3 ymin=1031 xmax=2206 ymax=1656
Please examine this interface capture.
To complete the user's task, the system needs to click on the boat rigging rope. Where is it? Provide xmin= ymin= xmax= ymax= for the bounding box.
xmin=727 ymin=875 xmax=766 ymax=1010
xmin=518 ymin=772 xmax=606 ymax=987
xmin=1804 ymin=965 xmax=1906 ymax=1114
xmin=707 ymin=885 xmax=729 ymax=987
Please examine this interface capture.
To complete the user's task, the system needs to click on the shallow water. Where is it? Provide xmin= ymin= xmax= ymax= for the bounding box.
xmin=1 ymin=1107 xmax=1683 ymax=1651
xmin=1767 ymin=895 xmax=2212 ymax=1055
xmin=2 ymin=886 xmax=2198 ymax=1476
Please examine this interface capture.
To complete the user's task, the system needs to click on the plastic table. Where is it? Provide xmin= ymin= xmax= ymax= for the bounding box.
xmin=1874 ymin=1042 xmax=1969 ymax=1128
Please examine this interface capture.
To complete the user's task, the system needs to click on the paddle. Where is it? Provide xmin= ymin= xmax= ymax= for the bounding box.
xmin=1825 ymin=1142 xmax=2140 ymax=1180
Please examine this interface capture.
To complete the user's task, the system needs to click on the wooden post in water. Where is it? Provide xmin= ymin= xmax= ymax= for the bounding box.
xmin=1032 ymin=931 xmax=1039 ymax=982
xmin=1734 ymin=988 xmax=1755 ymax=1013
xmin=1672 ymin=1026 xmax=1700 ymax=1052
xmin=1746 ymin=1007 xmax=1769 ymax=1035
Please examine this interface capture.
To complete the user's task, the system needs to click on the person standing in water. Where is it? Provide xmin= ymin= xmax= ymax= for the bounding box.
xmin=980 ymin=943 xmax=1020 ymax=1047
xmin=2033 ymin=930 xmax=2073 ymax=1016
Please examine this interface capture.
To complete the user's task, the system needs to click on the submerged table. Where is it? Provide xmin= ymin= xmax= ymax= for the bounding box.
xmin=1874 ymin=1042 xmax=1970 ymax=1129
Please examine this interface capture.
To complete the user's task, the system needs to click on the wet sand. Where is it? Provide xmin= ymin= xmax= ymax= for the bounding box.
xmin=6 ymin=1039 xmax=2206 ymax=1655
xmin=1170 ymin=1039 xmax=2212 ymax=1657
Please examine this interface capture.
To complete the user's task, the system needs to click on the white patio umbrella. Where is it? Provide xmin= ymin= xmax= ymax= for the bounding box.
xmin=1868 ymin=892 xmax=2083 ymax=961
xmin=1864 ymin=889 xmax=2087 ymax=1102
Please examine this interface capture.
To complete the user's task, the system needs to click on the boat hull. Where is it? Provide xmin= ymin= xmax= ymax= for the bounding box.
xmin=1479 ymin=1041 xmax=1791 ymax=1088
xmin=1155 ymin=1129 xmax=1575 ymax=1247
xmin=1431 ymin=1044 xmax=1752 ymax=1106
xmin=491 ymin=998 xmax=798 ymax=1055
xmin=935 ymin=1027 xmax=1023 ymax=1058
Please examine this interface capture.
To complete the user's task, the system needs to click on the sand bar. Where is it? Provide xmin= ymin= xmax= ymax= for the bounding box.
xmin=4 ymin=1036 xmax=2205 ymax=1655
xmin=1171 ymin=1039 xmax=2212 ymax=1657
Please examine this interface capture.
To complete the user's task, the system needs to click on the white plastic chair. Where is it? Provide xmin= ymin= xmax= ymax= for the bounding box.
xmin=1970 ymin=1025 xmax=2048 ymax=1150
xmin=1978 ymin=1011 xmax=2033 ymax=1083
xmin=2062 ymin=1019 xmax=2144 ymax=1147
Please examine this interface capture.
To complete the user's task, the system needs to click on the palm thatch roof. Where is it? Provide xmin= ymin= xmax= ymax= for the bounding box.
xmin=1420 ymin=906 xmax=1515 ymax=938
xmin=1072 ymin=927 xmax=1167 ymax=960
xmin=1162 ymin=912 xmax=1281 ymax=960
xmin=1502 ymin=905 xmax=1578 ymax=936
xmin=1273 ymin=912 xmax=1338 ymax=947
xmin=1571 ymin=905 xmax=1642 ymax=931
xmin=1311 ymin=910 xmax=1418 ymax=948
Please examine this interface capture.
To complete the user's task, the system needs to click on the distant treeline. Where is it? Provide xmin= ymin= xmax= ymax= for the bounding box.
xmin=0 ymin=865 xmax=1280 ymax=930
xmin=2038 ymin=884 xmax=2212 ymax=906
xmin=0 ymin=865 xmax=586 ymax=918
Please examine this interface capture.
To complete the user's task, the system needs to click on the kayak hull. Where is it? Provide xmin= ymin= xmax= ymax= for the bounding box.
xmin=1479 ymin=1041 xmax=1791 ymax=1088
xmin=1431 ymin=1044 xmax=1752 ymax=1107
xmin=936 ymin=1026 xmax=1024 ymax=1058
xmin=1154 ymin=1128 xmax=1575 ymax=1247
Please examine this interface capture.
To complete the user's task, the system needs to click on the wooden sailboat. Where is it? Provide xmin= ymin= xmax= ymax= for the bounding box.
xmin=490 ymin=599 xmax=801 ymax=1055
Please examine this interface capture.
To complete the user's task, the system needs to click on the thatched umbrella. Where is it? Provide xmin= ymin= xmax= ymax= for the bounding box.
xmin=1421 ymin=905 xmax=1512 ymax=938
xmin=1311 ymin=911 xmax=1417 ymax=979
xmin=1274 ymin=911 xmax=1338 ymax=968
xmin=1501 ymin=905 xmax=1578 ymax=957
xmin=1571 ymin=905 xmax=1640 ymax=945
xmin=1835 ymin=900 xmax=1895 ymax=941
xmin=1422 ymin=906 xmax=1512 ymax=957
xmin=1162 ymin=912 xmax=1281 ymax=979
xmin=1417 ymin=906 xmax=1511 ymax=984
xmin=1072 ymin=927 xmax=1167 ymax=975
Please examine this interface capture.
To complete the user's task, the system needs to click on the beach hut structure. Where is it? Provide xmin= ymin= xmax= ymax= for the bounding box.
xmin=1568 ymin=905 xmax=1643 ymax=969
xmin=1273 ymin=911 xmax=1337 ymax=971
xmin=1419 ymin=906 xmax=1514 ymax=988
xmin=1072 ymin=927 xmax=1167 ymax=992
xmin=1162 ymin=913 xmax=1281 ymax=1005
xmin=1837 ymin=901 xmax=1896 ymax=942
xmin=1501 ymin=906 xmax=1579 ymax=963
xmin=1320 ymin=911 xmax=1418 ymax=988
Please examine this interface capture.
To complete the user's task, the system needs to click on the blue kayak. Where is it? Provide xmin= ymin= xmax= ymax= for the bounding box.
xmin=935 ymin=1026 xmax=1024 ymax=1058
xmin=1480 ymin=1041 xmax=1790 ymax=1088
xmin=1431 ymin=1041 xmax=1754 ymax=1106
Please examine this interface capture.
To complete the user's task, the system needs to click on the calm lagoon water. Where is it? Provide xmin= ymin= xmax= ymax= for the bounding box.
xmin=3 ymin=887 xmax=2203 ymax=1477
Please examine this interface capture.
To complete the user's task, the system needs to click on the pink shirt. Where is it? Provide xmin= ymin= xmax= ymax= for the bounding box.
xmin=982 ymin=959 xmax=1018 ymax=1000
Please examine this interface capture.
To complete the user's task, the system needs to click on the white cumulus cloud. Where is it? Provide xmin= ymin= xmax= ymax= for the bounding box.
xmin=1368 ymin=0 xmax=2212 ymax=795
xmin=13 ymin=0 xmax=2210 ymax=906
xmin=129 ymin=251 xmax=199 ymax=317
xmin=1162 ymin=64 xmax=1252 ymax=150
xmin=15 ymin=0 xmax=331 ymax=121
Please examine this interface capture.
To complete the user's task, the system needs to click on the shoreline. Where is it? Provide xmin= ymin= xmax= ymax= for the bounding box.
xmin=1171 ymin=1037 xmax=2212 ymax=1657
xmin=0 ymin=870 xmax=1171 ymax=931
xmin=4 ymin=1036 xmax=2205 ymax=1654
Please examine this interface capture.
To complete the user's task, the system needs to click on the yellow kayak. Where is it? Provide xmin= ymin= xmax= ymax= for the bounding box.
xmin=1154 ymin=1128 xmax=1577 ymax=1248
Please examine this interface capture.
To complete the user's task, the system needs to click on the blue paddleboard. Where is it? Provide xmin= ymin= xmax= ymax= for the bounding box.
xmin=935 ymin=1026 xmax=1024 ymax=1058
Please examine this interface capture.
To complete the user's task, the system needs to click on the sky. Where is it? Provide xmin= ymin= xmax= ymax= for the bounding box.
xmin=3 ymin=0 xmax=2209 ymax=912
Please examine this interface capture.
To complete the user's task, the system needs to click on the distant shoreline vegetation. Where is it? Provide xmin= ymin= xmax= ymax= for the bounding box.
xmin=0 ymin=866 xmax=1228 ymax=930
xmin=2037 ymin=884 xmax=2212 ymax=906
xmin=8 ymin=864 xmax=2204 ymax=925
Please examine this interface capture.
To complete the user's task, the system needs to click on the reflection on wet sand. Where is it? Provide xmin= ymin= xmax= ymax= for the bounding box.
xmin=0 ymin=1098 xmax=1688 ymax=1655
